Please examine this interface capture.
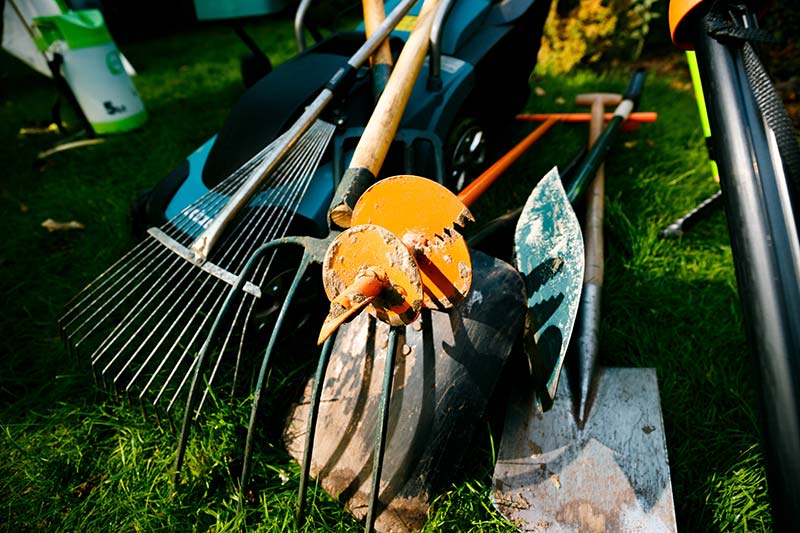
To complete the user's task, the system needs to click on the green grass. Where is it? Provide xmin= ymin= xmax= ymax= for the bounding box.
xmin=0 ymin=12 xmax=771 ymax=533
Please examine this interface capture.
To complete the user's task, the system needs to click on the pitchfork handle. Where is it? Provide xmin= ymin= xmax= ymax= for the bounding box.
xmin=330 ymin=0 xmax=441 ymax=229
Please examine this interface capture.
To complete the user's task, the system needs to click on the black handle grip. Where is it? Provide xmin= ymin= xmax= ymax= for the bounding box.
xmin=623 ymin=68 xmax=648 ymax=110
xmin=565 ymin=69 xmax=648 ymax=202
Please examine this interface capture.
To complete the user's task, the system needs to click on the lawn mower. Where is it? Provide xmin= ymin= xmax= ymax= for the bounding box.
xmin=130 ymin=0 xmax=551 ymax=238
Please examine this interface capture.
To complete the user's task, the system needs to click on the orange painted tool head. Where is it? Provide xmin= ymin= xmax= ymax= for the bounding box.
xmin=352 ymin=175 xmax=474 ymax=309
xmin=319 ymin=224 xmax=424 ymax=343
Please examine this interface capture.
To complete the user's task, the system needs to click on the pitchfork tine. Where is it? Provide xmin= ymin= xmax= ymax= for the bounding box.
xmin=365 ymin=326 xmax=401 ymax=532
xmin=239 ymin=251 xmax=313 ymax=493
xmin=171 ymin=236 xmax=310 ymax=485
xmin=295 ymin=333 xmax=336 ymax=525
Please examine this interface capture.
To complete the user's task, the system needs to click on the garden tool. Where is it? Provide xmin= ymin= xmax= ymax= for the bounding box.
xmin=493 ymin=75 xmax=677 ymax=532
xmin=284 ymin=83 xmax=658 ymax=531
xmin=281 ymin=83 xmax=606 ymax=533
xmin=659 ymin=189 xmax=722 ymax=238
xmin=517 ymin=111 xmax=658 ymax=131
xmin=672 ymin=3 xmax=800 ymax=523
xmin=362 ymin=0 xmax=394 ymax=99
xmin=285 ymin=251 xmax=524 ymax=533
xmin=58 ymin=0 xmax=419 ymax=417
xmin=464 ymin=111 xmax=659 ymax=258
xmin=163 ymin=0 xmax=444 ymax=516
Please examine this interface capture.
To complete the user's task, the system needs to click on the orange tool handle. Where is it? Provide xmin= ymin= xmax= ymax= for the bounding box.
xmin=457 ymin=117 xmax=559 ymax=207
xmin=517 ymin=112 xmax=658 ymax=124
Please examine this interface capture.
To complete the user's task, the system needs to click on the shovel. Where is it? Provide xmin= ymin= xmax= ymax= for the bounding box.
xmin=492 ymin=73 xmax=677 ymax=531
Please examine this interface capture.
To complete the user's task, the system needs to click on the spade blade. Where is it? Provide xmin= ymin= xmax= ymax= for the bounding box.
xmin=514 ymin=166 xmax=584 ymax=410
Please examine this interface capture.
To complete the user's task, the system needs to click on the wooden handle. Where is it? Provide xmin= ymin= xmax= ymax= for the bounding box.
xmin=363 ymin=0 xmax=394 ymax=72
xmin=581 ymin=95 xmax=621 ymax=285
xmin=349 ymin=0 xmax=439 ymax=175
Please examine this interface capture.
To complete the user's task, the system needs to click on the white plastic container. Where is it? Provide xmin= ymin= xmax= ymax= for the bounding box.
xmin=35 ymin=9 xmax=147 ymax=134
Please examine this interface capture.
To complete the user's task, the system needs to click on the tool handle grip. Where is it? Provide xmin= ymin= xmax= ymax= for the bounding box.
xmin=330 ymin=0 xmax=440 ymax=228
xmin=565 ymin=69 xmax=648 ymax=202
xmin=363 ymin=0 xmax=394 ymax=96
xmin=623 ymin=68 xmax=648 ymax=111
xmin=350 ymin=0 xmax=437 ymax=174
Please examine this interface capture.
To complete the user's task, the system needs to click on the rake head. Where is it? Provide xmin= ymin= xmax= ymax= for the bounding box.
xmin=59 ymin=120 xmax=336 ymax=415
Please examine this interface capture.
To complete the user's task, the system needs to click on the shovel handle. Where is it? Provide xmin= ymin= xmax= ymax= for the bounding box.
xmin=331 ymin=0 xmax=441 ymax=229
xmin=188 ymin=0 xmax=420 ymax=260
xmin=351 ymin=0 xmax=437 ymax=173
xmin=578 ymin=94 xmax=622 ymax=285
xmin=584 ymin=101 xmax=606 ymax=284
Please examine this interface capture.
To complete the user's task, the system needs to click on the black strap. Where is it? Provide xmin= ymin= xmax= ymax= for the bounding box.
xmin=706 ymin=3 xmax=800 ymax=193
xmin=742 ymin=43 xmax=800 ymax=190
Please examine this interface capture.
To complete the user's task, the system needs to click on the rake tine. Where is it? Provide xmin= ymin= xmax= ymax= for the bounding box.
xmin=114 ymin=272 xmax=217 ymax=387
xmin=95 ymin=256 xmax=192 ymax=372
xmin=147 ymin=283 xmax=234 ymax=404
xmin=365 ymin=325 xmax=401 ymax=533
xmin=162 ymin=295 xmax=232 ymax=410
xmin=295 ymin=333 xmax=336 ymax=526
xmin=65 ymin=241 xmax=166 ymax=342
xmin=125 ymin=279 xmax=219 ymax=393
xmin=145 ymin=122 xmax=335 ymax=408
xmin=188 ymin=123 xmax=332 ymax=404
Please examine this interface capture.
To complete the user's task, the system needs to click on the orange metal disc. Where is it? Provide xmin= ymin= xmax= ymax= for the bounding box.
xmin=352 ymin=175 xmax=473 ymax=309
xmin=322 ymin=224 xmax=423 ymax=327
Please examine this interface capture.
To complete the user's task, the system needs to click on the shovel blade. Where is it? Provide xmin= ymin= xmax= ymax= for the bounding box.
xmin=515 ymin=166 xmax=584 ymax=409
xmin=493 ymin=367 xmax=677 ymax=532
xmin=284 ymin=250 xmax=525 ymax=532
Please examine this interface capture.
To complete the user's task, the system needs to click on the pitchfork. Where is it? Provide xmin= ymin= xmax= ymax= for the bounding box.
xmin=160 ymin=0 xmax=448 ymax=528
xmin=58 ymin=0 xmax=420 ymax=423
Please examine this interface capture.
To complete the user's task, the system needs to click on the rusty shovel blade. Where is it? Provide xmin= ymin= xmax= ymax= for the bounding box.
xmin=492 ymin=368 xmax=677 ymax=532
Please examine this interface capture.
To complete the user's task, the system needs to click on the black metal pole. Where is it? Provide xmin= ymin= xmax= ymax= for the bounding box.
xmin=693 ymin=11 xmax=800 ymax=529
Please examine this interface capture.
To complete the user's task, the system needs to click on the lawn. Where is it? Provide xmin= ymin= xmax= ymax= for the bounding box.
xmin=0 ymin=9 xmax=771 ymax=533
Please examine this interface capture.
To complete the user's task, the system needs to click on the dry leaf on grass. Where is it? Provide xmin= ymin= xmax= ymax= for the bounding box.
xmin=534 ymin=86 xmax=546 ymax=96
xmin=670 ymin=80 xmax=692 ymax=91
xmin=41 ymin=219 xmax=85 ymax=232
